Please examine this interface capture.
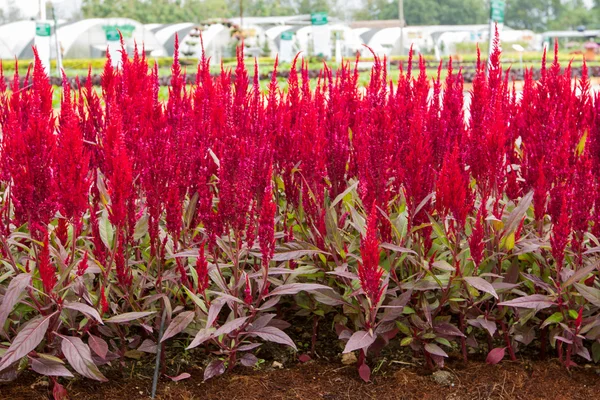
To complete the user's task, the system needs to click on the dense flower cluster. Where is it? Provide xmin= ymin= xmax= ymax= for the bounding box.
xmin=0 ymin=35 xmax=599 ymax=387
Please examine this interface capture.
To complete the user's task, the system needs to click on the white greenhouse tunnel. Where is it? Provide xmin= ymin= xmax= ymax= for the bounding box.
xmin=0 ymin=16 xmax=560 ymax=63
xmin=150 ymin=23 xmax=235 ymax=63
xmin=56 ymin=18 xmax=167 ymax=59
xmin=0 ymin=18 xmax=167 ymax=60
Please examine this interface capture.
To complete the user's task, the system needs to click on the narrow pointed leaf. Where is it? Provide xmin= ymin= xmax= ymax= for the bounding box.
xmin=160 ymin=311 xmax=195 ymax=343
xmin=59 ymin=335 xmax=107 ymax=382
xmin=0 ymin=313 xmax=55 ymax=372
xmin=343 ymin=330 xmax=375 ymax=353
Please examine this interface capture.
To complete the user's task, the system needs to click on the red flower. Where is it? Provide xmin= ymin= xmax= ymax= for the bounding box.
xmin=3 ymin=48 xmax=56 ymax=235
xmin=38 ymin=231 xmax=57 ymax=294
xmin=115 ymin=236 xmax=132 ymax=288
xmin=195 ymin=245 xmax=210 ymax=293
xmin=259 ymin=178 xmax=276 ymax=268
xmin=244 ymin=274 xmax=253 ymax=305
xmin=56 ymin=72 xmax=90 ymax=229
xmin=436 ymin=144 xmax=472 ymax=229
xmin=469 ymin=203 xmax=486 ymax=268
xmin=76 ymin=251 xmax=89 ymax=277
xmin=100 ymin=286 xmax=109 ymax=315
xmin=358 ymin=206 xmax=384 ymax=305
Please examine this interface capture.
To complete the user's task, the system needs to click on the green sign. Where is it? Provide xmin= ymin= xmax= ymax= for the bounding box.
xmin=102 ymin=24 xmax=136 ymax=41
xmin=281 ymin=31 xmax=293 ymax=41
xmin=490 ymin=0 xmax=506 ymax=23
xmin=35 ymin=22 xmax=51 ymax=37
xmin=311 ymin=12 xmax=328 ymax=26
xmin=104 ymin=26 xmax=120 ymax=41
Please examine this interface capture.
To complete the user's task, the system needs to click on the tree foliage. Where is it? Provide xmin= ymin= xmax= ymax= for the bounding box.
xmin=81 ymin=0 xmax=338 ymax=23
xmin=352 ymin=0 xmax=596 ymax=32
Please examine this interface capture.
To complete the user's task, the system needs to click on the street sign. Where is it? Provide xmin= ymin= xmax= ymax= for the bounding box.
xmin=281 ymin=31 xmax=293 ymax=41
xmin=490 ymin=0 xmax=506 ymax=23
xmin=103 ymin=24 xmax=136 ymax=41
xmin=104 ymin=26 xmax=120 ymax=42
xmin=311 ymin=12 xmax=328 ymax=26
xmin=35 ymin=22 xmax=51 ymax=37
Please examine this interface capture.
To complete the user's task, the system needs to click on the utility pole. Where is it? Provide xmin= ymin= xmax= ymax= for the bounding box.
xmin=36 ymin=0 xmax=51 ymax=73
xmin=51 ymin=2 xmax=62 ymax=78
xmin=40 ymin=0 xmax=46 ymax=20
xmin=398 ymin=0 xmax=405 ymax=56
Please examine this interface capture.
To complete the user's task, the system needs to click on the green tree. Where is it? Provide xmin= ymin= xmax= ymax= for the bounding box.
xmin=81 ymin=0 xmax=237 ymax=23
xmin=353 ymin=0 xmax=488 ymax=24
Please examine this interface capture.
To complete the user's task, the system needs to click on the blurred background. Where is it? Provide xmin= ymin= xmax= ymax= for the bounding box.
xmin=1 ymin=0 xmax=600 ymax=82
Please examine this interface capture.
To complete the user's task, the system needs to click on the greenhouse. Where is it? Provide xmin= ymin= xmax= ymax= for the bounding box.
xmin=56 ymin=18 xmax=167 ymax=59
xmin=0 ymin=18 xmax=166 ymax=60
xmin=351 ymin=22 xmax=538 ymax=57
xmin=150 ymin=22 xmax=237 ymax=61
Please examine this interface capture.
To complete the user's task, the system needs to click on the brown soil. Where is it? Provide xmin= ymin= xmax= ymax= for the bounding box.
xmin=1 ymin=358 xmax=599 ymax=400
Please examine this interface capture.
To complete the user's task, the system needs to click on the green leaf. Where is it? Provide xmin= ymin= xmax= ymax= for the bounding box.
xmin=270 ymin=242 xmax=329 ymax=262
xmin=574 ymin=283 xmax=600 ymax=307
xmin=133 ymin=214 xmax=148 ymax=241
xmin=502 ymin=191 xmax=533 ymax=237
xmin=183 ymin=286 xmax=208 ymax=313
xmin=541 ymin=312 xmax=563 ymax=328
xmin=330 ymin=181 xmax=358 ymax=209
xmin=502 ymin=232 xmax=515 ymax=251
xmin=99 ymin=211 xmax=114 ymax=249
xmin=395 ymin=322 xmax=411 ymax=335
xmin=576 ymin=130 xmax=588 ymax=156
xmin=400 ymin=337 xmax=413 ymax=346
xmin=592 ymin=342 xmax=600 ymax=363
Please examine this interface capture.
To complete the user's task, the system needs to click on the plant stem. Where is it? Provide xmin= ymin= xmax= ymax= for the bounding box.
xmin=151 ymin=307 xmax=167 ymax=399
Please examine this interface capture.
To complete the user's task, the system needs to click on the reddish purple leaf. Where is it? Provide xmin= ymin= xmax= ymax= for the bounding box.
xmin=240 ymin=353 xmax=258 ymax=367
xmin=30 ymin=357 xmax=73 ymax=377
xmin=88 ymin=333 xmax=109 ymax=359
xmin=59 ymin=335 xmax=107 ymax=382
xmin=53 ymin=381 xmax=69 ymax=400
xmin=250 ymin=326 xmax=297 ymax=350
xmin=214 ymin=316 xmax=249 ymax=337
xmin=343 ymin=330 xmax=376 ymax=354
xmin=64 ymin=301 xmax=103 ymax=324
xmin=358 ymin=363 xmax=371 ymax=382
xmin=298 ymin=354 xmax=312 ymax=363
xmin=486 ymin=347 xmax=506 ymax=365
xmin=433 ymin=322 xmax=465 ymax=337
xmin=249 ymin=314 xmax=276 ymax=331
xmin=381 ymin=290 xmax=412 ymax=322
xmin=0 ymin=273 xmax=31 ymax=336
xmin=206 ymin=298 xmax=226 ymax=328
xmin=467 ymin=318 xmax=497 ymax=337
xmin=270 ymin=242 xmax=327 ymax=261
xmin=0 ymin=312 xmax=55 ymax=372
xmin=166 ymin=372 xmax=191 ymax=381
xmin=204 ymin=359 xmax=225 ymax=381
xmin=266 ymin=283 xmax=333 ymax=297
xmin=498 ymin=294 xmax=555 ymax=311
xmin=257 ymin=296 xmax=280 ymax=310
xmin=186 ymin=329 xmax=213 ymax=350
xmin=104 ymin=311 xmax=156 ymax=324
xmin=424 ymin=343 xmax=448 ymax=358
xmin=160 ymin=311 xmax=195 ymax=343
xmin=464 ymin=277 xmax=498 ymax=299
xmin=237 ymin=342 xmax=262 ymax=352
xmin=138 ymin=338 xmax=158 ymax=354
xmin=267 ymin=318 xmax=291 ymax=330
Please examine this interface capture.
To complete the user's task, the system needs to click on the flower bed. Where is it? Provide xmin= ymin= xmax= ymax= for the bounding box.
xmin=0 ymin=35 xmax=599 ymax=397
